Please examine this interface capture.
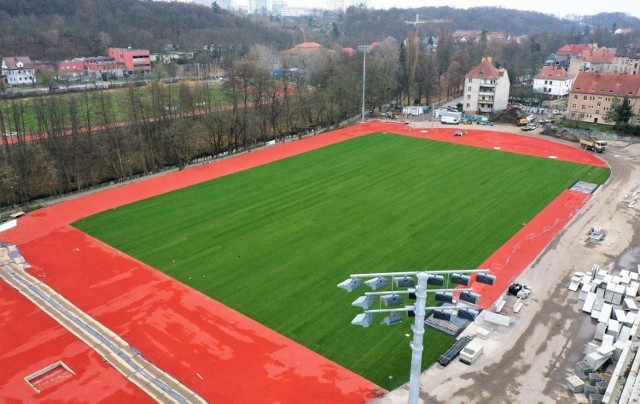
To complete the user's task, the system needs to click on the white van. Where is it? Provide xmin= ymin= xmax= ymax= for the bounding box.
xmin=459 ymin=340 xmax=483 ymax=365
xmin=441 ymin=115 xmax=459 ymax=124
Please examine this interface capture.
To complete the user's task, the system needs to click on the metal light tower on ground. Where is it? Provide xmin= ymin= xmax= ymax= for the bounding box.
xmin=357 ymin=45 xmax=373 ymax=123
xmin=338 ymin=269 xmax=495 ymax=404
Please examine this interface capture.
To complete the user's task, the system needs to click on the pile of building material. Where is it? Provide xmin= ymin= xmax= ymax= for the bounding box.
xmin=629 ymin=185 xmax=640 ymax=208
xmin=567 ymin=265 xmax=640 ymax=403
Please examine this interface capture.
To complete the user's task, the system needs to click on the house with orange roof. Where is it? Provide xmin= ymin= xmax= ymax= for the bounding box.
xmin=462 ymin=57 xmax=510 ymax=114
xmin=567 ymin=72 xmax=640 ymax=125
xmin=556 ymin=44 xmax=594 ymax=57
xmin=533 ymin=66 xmax=573 ymax=98
xmin=568 ymin=46 xmax=618 ymax=78
xmin=280 ymin=41 xmax=333 ymax=70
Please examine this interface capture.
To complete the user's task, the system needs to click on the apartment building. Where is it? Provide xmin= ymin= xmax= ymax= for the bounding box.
xmin=567 ymin=72 xmax=640 ymax=125
xmin=533 ymin=66 xmax=573 ymax=97
xmin=463 ymin=57 xmax=510 ymax=114
xmin=1 ymin=57 xmax=36 ymax=86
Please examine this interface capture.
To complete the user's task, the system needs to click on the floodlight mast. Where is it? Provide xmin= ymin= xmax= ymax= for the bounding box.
xmin=357 ymin=45 xmax=373 ymax=123
xmin=342 ymin=268 xmax=492 ymax=404
xmin=408 ymin=272 xmax=428 ymax=404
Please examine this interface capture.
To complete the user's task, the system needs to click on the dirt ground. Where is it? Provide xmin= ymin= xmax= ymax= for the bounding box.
xmin=377 ymin=123 xmax=640 ymax=403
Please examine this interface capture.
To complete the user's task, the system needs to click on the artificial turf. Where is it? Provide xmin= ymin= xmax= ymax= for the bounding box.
xmin=73 ymin=133 xmax=610 ymax=390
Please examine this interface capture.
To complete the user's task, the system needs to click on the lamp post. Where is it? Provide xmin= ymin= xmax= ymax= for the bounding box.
xmin=338 ymin=269 xmax=495 ymax=404
xmin=357 ymin=45 xmax=373 ymax=123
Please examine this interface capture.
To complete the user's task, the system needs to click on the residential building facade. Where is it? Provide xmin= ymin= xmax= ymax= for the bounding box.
xmin=463 ymin=57 xmax=510 ymax=114
xmin=612 ymin=45 xmax=640 ymax=75
xmin=567 ymin=72 xmax=640 ymax=125
xmin=533 ymin=66 xmax=573 ymax=97
xmin=107 ymin=48 xmax=151 ymax=75
xmin=568 ymin=47 xmax=618 ymax=78
xmin=1 ymin=57 xmax=36 ymax=86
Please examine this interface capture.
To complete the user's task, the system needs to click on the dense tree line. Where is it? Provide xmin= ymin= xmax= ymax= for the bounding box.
xmin=0 ymin=47 xmax=366 ymax=208
xmin=335 ymin=7 xmax=639 ymax=48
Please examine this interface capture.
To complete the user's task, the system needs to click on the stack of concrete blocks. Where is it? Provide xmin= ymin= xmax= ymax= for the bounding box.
xmin=568 ymin=266 xmax=640 ymax=402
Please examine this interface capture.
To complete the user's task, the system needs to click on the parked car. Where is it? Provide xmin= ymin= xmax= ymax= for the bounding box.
xmin=521 ymin=124 xmax=538 ymax=131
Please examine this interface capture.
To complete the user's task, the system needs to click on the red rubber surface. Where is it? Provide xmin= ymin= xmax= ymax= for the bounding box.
xmin=0 ymin=121 xmax=606 ymax=402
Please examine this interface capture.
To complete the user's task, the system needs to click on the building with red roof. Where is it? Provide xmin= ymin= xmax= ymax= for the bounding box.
xmin=556 ymin=44 xmax=594 ymax=57
xmin=568 ymin=46 xmax=619 ymax=77
xmin=463 ymin=57 xmax=510 ymax=114
xmin=533 ymin=66 xmax=573 ymax=97
xmin=568 ymin=72 xmax=640 ymax=125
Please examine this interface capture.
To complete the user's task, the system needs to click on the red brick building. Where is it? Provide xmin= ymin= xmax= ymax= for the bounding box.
xmin=107 ymin=48 xmax=151 ymax=76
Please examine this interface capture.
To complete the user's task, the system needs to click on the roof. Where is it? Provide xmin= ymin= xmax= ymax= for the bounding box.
xmin=282 ymin=41 xmax=326 ymax=54
xmin=2 ymin=56 xmax=33 ymax=70
xmin=465 ymin=58 xmax=505 ymax=80
xmin=579 ymin=47 xmax=616 ymax=64
xmin=571 ymin=72 xmax=640 ymax=97
xmin=556 ymin=44 xmax=593 ymax=56
xmin=535 ymin=66 xmax=571 ymax=81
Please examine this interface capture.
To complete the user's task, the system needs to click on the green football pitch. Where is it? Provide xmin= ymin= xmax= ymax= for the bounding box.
xmin=74 ymin=133 xmax=609 ymax=389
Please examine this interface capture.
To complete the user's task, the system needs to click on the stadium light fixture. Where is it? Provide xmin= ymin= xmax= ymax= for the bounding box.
xmin=459 ymin=291 xmax=480 ymax=305
xmin=337 ymin=277 xmax=362 ymax=292
xmin=351 ymin=312 xmax=374 ymax=327
xmin=393 ymin=275 xmax=415 ymax=287
xmin=476 ymin=273 xmax=496 ymax=286
xmin=457 ymin=307 xmax=480 ymax=320
xmin=381 ymin=312 xmax=404 ymax=325
xmin=435 ymin=291 xmax=453 ymax=303
xmin=451 ymin=273 xmax=470 ymax=286
xmin=351 ymin=295 xmax=375 ymax=310
xmin=433 ymin=309 xmax=451 ymax=321
xmin=427 ymin=274 xmax=445 ymax=286
xmin=364 ymin=276 xmax=389 ymax=290
xmin=381 ymin=293 xmax=403 ymax=307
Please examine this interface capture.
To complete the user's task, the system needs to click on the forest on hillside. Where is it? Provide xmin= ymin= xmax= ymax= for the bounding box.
xmin=0 ymin=0 xmax=299 ymax=60
xmin=1 ymin=0 xmax=639 ymax=61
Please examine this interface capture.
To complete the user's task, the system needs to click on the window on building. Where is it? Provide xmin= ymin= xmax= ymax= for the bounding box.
xmin=595 ymin=110 xmax=599 ymax=114
xmin=597 ymin=102 xmax=601 ymax=107
xmin=466 ymin=103 xmax=470 ymax=108
xmin=468 ymin=86 xmax=472 ymax=91
xmin=581 ymin=105 xmax=586 ymax=110
xmin=574 ymin=95 xmax=578 ymax=99
xmin=467 ymin=95 xmax=470 ymax=99
xmin=572 ymin=104 xmax=577 ymax=109
xmin=468 ymin=78 xmax=472 ymax=83
xmin=583 ymin=96 xmax=587 ymax=100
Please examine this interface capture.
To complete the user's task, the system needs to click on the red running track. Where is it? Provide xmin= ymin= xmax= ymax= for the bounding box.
xmin=0 ymin=121 xmax=606 ymax=402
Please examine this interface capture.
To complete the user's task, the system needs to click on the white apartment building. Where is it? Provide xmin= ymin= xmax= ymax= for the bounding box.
xmin=463 ymin=57 xmax=510 ymax=114
xmin=533 ymin=66 xmax=573 ymax=97
xmin=2 ymin=57 xmax=36 ymax=86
